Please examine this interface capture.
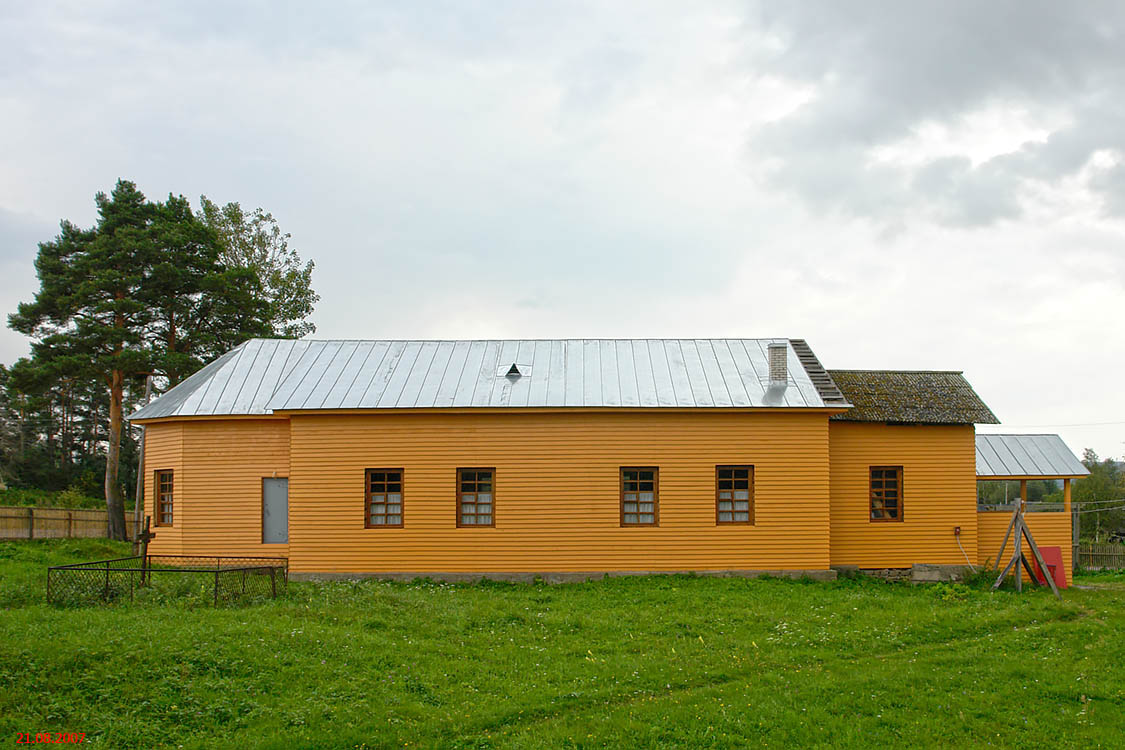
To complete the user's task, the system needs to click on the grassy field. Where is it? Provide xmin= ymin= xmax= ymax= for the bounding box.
xmin=1 ymin=541 xmax=1123 ymax=749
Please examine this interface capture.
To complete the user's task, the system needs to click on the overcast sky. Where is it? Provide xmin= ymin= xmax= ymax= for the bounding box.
xmin=2 ymin=1 xmax=1123 ymax=457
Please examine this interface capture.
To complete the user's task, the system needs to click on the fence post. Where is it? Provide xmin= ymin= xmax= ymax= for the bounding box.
xmin=104 ymin=566 xmax=110 ymax=602
xmin=214 ymin=568 xmax=219 ymax=606
xmin=27 ymin=507 xmax=34 ymax=540
xmin=1072 ymin=497 xmax=1079 ymax=567
xmin=67 ymin=511 xmax=73 ymax=538
xmin=270 ymin=568 xmax=277 ymax=598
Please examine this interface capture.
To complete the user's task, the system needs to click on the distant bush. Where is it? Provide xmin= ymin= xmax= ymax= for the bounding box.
xmin=0 ymin=486 xmax=130 ymax=511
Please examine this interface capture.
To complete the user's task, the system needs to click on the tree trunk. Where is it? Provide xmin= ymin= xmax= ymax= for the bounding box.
xmin=131 ymin=376 xmax=153 ymax=552
xmin=105 ymin=368 xmax=128 ymax=540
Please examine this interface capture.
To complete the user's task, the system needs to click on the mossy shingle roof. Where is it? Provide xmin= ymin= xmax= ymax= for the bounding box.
xmin=828 ymin=370 xmax=999 ymax=425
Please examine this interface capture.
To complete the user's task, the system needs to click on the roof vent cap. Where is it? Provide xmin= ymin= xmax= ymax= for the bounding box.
xmin=498 ymin=363 xmax=531 ymax=379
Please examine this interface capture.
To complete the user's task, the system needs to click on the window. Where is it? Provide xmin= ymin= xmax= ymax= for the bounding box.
xmin=716 ymin=466 xmax=753 ymax=524
xmin=870 ymin=466 xmax=903 ymax=521
xmin=155 ymin=470 xmax=174 ymax=526
xmin=621 ymin=467 xmax=658 ymax=525
xmin=457 ymin=468 xmax=494 ymax=527
xmin=366 ymin=469 xmax=403 ymax=527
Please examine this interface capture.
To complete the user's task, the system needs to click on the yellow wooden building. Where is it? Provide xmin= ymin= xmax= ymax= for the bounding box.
xmin=129 ymin=338 xmax=1086 ymax=582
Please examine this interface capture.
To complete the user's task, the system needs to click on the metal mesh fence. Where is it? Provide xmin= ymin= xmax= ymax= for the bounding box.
xmin=47 ymin=555 xmax=287 ymax=606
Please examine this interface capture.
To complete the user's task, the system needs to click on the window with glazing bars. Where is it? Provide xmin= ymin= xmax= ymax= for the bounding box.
xmin=621 ymin=467 xmax=657 ymax=525
xmin=366 ymin=469 xmax=403 ymax=527
xmin=870 ymin=466 xmax=903 ymax=521
xmin=155 ymin=470 xmax=174 ymax=526
xmin=716 ymin=466 xmax=753 ymax=523
xmin=458 ymin=468 xmax=494 ymax=526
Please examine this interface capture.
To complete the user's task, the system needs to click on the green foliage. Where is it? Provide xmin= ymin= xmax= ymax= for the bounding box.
xmin=1 ymin=540 xmax=1123 ymax=748
xmin=198 ymin=197 xmax=318 ymax=339
xmin=1075 ymin=449 xmax=1125 ymax=541
xmin=145 ymin=194 xmax=273 ymax=385
xmin=0 ymin=487 xmax=107 ymax=510
xmin=927 ymin=581 xmax=971 ymax=602
xmin=3 ymin=181 xmax=316 ymax=529
xmin=976 ymin=479 xmax=1062 ymax=504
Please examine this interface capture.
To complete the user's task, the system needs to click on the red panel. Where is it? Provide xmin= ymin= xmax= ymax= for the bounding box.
xmin=1033 ymin=545 xmax=1067 ymax=590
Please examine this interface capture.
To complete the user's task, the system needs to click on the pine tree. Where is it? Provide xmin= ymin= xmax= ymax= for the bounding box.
xmin=10 ymin=181 xmax=156 ymax=538
xmin=9 ymin=180 xmax=318 ymax=536
xmin=8 ymin=180 xmax=274 ymax=537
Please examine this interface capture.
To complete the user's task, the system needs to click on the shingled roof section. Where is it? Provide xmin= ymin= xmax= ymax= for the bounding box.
xmin=827 ymin=370 xmax=999 ymax=425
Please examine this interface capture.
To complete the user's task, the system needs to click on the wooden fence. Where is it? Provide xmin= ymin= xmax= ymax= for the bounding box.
xmin=0 ymin=505 xmax=136 ymax=541
xmin=1077 ymin=544 xmax=1125 ymax=570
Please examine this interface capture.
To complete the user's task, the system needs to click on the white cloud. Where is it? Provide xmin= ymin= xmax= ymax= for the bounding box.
xmin=0 ymin=1 xmax=1122 ymax=457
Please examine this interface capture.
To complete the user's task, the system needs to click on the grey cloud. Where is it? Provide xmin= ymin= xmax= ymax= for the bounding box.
xmin=0 ymin=207 xmax=54 ymax=263
xmin=1093 ymin=162 xmax=1125 ymax=217
xmin=750 ymin=1 xmax=1125 ymax=225
xmin=2 ymin=1 xmax=1123 ymax=458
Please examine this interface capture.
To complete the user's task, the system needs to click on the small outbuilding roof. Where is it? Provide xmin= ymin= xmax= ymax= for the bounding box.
xmin=130 ymin=338 xmax=842 ymax=420
xmin=828 ymin=369 xmax=999 ymax=425
xmin=976 ymin=434 xmax=1090 ymax=479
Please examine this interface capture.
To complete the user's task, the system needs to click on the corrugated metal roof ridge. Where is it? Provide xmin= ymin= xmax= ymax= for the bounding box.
xmin=128 ymin=342 xmax=248 ymax=419
xmin=224 ymin=338 xmax=267 ymax=412
xmin=975 ymin=434 xmax=1090 ymax=477
xmin=132 ymin=337 xmax=850 ymax=418
xmin=237 ymin=338 xmax=275 ymax=412
xmin=975 ymin=443 xmax=991 ymax=475
xmin=249 ymin=336 xmax=805 ymax=342
xmin=1035 ymin=435 xmax=1085 ymax=474
xmin=976 ymin=435 xmax=1004 ymax=475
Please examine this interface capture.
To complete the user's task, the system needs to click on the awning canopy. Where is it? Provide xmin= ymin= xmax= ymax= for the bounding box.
xmin=976 ymin=433 xmax=1089 ymax=479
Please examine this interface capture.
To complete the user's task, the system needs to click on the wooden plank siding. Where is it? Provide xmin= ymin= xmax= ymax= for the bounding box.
xmin=286 ymin=411 xmax=832 ymax=574
xmin=829 ymin=422 xmax=978 ymax=568
xmin=142 ymin=411 xmax=1047 ymax=579
xmin=144 ymin=419 xmax=290 ymax=557
xmin=144 ymin=422 xmax=184 ymax=554
xmin=978 ymin=510 xmax=1072 ymax=585
xmin=180 ymin=419 xmax=290 ymax=556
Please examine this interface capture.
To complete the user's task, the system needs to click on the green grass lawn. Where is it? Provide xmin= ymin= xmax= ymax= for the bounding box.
xmin=1 ymin=540 xmax=1123 ymax=749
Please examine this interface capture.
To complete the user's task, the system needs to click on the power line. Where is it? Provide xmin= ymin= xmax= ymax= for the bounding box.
xmin=981 ymin=420 xmax=1125 ymax=428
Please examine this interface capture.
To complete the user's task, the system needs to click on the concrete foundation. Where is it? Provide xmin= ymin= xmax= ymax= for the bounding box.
xmin=859 ymin=567 xmax=913 ymax=583
xmin=289 ymin=568 xmax=838 ymax=584
xmin=832 ymin=563 xmax=973 ymax=584
xmin=910 ymin=563 xmax=973 ymax=583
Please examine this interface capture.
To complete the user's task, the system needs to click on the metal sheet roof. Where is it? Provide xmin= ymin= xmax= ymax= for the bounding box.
xmin=130 ymin=338 xmax=839 ymax=419
xmin=975 ymin=434 xmax=1090 ymax=478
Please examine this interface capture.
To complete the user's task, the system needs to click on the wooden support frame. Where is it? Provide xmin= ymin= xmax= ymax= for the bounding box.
xmin=991 ymin=499 xmax=1061 ymax=599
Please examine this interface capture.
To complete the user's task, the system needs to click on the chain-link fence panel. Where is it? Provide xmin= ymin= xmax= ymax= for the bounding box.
xmin=47 ymin=556 xmax=287 ymax=606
